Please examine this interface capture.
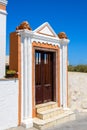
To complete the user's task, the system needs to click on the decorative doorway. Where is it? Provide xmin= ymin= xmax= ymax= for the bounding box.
xmin=9 ymin=21 xmax=69 ymax=128
xmin=35 ymin=51 xmax=54 ymax=104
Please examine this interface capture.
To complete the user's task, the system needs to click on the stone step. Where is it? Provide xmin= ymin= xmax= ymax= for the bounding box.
xmin=36 ymin=102 xmax=58 ymax=113
xmin=37 ymin=107 xmax=64 ymax=120
xmin=33 ymin=110 xmax=76 ymax=130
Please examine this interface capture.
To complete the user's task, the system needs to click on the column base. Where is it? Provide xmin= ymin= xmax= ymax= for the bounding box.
xmin=21 ymin=118 xmax=33 ymax=128
xmin=63 ymin=107 xmax=70 ymax=110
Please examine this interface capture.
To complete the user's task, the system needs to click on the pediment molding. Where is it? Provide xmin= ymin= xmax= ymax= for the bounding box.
xmin=34 ymin=22 xmax=58 ymax=38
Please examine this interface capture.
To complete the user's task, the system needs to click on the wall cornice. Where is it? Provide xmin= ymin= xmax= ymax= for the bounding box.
xmin=17 ymin=30 xmax=70 ymax=47
xmin=0 ymin=0 xmax=8 ymax=6
xmin=60 ymin=39 xmax=70 ymax=45
xmin=0 ymin=9 xmax=7 ymax=14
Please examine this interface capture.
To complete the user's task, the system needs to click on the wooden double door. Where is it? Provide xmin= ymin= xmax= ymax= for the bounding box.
xmin=35 ymin=50 xmax=54 ymax=104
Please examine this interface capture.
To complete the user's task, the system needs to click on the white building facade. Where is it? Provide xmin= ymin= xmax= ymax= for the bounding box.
xmin=0 ymin=1 xmax=76 ymax=129
xmin=10 ymin=21 xmax=70 ymax=128
xmin=0 ymin=0 xmax=7 ymax=78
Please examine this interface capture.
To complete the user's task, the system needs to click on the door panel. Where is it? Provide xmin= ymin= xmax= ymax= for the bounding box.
xmin=35 ymin=51 xmax=53 ymax=104
xmin=43 ymin=53 xmax=53 ymax=103
xmin=35 ymin=52 xmax=42 ymax=104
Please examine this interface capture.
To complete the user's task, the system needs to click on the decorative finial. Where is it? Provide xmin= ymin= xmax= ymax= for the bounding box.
xmin=16 ymin=21 xmax=32 ymax=30
xmin=58 ymin=32 xmax=68 ymax=39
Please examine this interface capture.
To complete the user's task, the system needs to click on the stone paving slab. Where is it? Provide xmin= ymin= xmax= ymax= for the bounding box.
xmin=7 ymin=126 xmax=38 ymax=130
xmin=8 ymin=112 xmax=87 ymax=130
xmin=47 ymin=112 xmax=87 ymax=130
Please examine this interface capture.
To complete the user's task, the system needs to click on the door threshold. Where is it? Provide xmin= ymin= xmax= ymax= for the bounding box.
xmin=35 ymin=101 xmax=57 ymax=108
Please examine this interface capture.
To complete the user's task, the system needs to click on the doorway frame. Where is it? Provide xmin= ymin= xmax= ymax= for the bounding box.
xmin=32 ymin=41 xmax=60 ymax=117
xmin=35 ymin=50 xmax=54 ymax=104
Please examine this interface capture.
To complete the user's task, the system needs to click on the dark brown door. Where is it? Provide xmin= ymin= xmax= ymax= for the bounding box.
xmin=35 ymin=51 xmax=53 ymax=104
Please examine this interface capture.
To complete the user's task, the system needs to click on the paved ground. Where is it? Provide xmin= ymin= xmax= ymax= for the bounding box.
xmin=8 ymin=111 xmax=87 ymax=130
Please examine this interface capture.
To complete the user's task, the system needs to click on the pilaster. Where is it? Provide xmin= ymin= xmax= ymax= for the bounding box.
xmin=62 ymin=45 xmax=68 ymax=108
xmin=60 ymin=45 xmax=63 ymax=107
xmin=20 ymin=33 xmax=33 ymax=128
xmin=60 ymin=39 xmax=69 ymax=108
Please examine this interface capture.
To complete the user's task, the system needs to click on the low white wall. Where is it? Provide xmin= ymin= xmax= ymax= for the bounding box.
xmin=68 ymin=72 xmax=87 ymax=112
xmin=0 ymin=72 xmax=87 ymax=129
xmin=0 ymin=79 xmax=18 ymax=130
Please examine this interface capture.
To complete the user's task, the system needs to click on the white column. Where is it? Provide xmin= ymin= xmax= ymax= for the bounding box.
xmin=60 ymin=45 xmax=63 ymax=107
xmin=62 ymin=45 xmax=68 ymax=108
xmin=21 ymin=37 xmax=24 ymax=122
xmin=59 ymin=38 xmax=69 ymax=109
xmin=0 ymin=3 xmax=7 ymax=78
xmin=23 ymin=37 xmax=28 ymax=119
xmin=27 ymin=37 xmax=32 ymax=119
xmin=21 ymin=35 xmax=33 ymax=128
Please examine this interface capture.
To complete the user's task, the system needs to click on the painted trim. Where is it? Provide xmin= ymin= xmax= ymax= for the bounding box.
xmin=37 ymin=32 xmax=55 ymax=37
xmin=57 ymin=48 xmax=60 ymax=107
xmin=0 ymin=4 xmax=6 ymax=10
xmin=32 ymin=41 xmax=59 ymax=50
xmin=60 ymin=45 xmax=63 ymax=107
xmin=34 ymin=22 xmax=58 ymax=38
xmin=17 ymin=24 xmax=70 ymax=47
xmin=37 ymin=24 xmax=56 ymax=37
xmin=18 ymin=34 xmax=21 ymax=125
xmin=32 ymin=34 xmax=61 ymax=46
xmin=17 ymin=30 xmax=61 ymax=47
xmin=32 ymin=41 xmax=60 ymax=117
xmin=0 ymin=9 xmax=7 ymax=15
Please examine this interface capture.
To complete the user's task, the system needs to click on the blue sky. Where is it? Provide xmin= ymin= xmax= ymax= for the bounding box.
xmin=6 ymin=0 xmax=87 ymax=65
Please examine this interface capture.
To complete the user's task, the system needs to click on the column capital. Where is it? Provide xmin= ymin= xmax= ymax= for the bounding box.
xmin=60 ymin=39 xmax=70 ymax=46
xmin=16 ymin=30 xmax=33 ymax=39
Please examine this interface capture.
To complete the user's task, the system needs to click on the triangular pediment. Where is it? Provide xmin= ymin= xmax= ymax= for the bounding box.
xmin=34 ymin=22 xmax=58 ymax=38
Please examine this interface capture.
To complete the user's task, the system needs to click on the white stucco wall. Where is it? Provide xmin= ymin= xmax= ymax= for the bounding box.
xmin=0 ymin=79 xmax=18 ymax=130
xmin=68 ymin=72 xmax=87 ymax=112
xmin=0 ymin=9 xmax=7 ymax=78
